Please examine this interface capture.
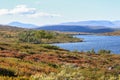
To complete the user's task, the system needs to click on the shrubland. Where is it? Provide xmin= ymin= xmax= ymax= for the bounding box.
xmin=0 ymin=25 xmax=120 ymax=80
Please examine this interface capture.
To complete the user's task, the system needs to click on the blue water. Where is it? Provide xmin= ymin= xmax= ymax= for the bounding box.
xmin=53 ymin=35 xmax=120 ymax=54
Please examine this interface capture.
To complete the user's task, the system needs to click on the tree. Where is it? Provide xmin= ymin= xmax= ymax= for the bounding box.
xmin=18 ymin=30 xmax=41 ymax=43
xmin=18 ymin=30 xmax=55 ymax=44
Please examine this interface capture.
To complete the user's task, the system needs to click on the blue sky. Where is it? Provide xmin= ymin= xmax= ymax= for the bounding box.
xmin=0 ymin=0 xmax=120 ymax=26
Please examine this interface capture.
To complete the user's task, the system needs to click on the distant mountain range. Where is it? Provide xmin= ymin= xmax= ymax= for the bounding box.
xmin=8 ymin=22 xmax=39 ymax=29
xmin=37 ymin=25 xmax=114 ymax=33
xmin=61 ymin=20 xmax=120 ymax=28
xmin=8 ymin=20 xmax=120 ymax=33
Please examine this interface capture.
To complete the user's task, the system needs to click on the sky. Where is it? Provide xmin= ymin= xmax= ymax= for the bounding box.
xmin=0 ymin=0 xmax=120 ymax=26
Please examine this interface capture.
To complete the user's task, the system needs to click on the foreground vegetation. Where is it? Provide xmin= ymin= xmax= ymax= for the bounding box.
xmin=0 ymin=25 xmax=120 ymax=80
xmin=0 ymin=43 xmax=120 ymax=80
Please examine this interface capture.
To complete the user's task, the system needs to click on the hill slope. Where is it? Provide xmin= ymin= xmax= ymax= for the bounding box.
xmin=37 ymin=25 xmax=114 ymax=33
xmin=0 ymin=25 xmax=82 ymax=43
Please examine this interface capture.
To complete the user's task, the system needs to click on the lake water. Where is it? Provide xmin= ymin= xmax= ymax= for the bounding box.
xmin=53 ymin=35 xmax=120 ymax=54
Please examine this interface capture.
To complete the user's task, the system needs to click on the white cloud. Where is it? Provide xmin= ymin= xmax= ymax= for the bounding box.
xmin=0 ymin=5 xmax=36 ymax=15
xmin=0 ymin=9 xmax=9 ymax=15
xmin=9 ymin=5 xmax=36 ymax=15
xmin=0 ymin=5 xmax=61 ymax=18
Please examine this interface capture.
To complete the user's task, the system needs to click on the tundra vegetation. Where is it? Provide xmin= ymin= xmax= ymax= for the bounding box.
xmin=103 ymin=30 xmax=120 ymax=36
xmin=0 ymin=25 xmax=120 ymax=80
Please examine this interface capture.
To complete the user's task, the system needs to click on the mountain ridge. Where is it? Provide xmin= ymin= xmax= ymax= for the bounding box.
xmin=61 ymin=20 xmax=120 ymax=28
xmin=7 ymin=20 xmax=120 ymax=33
xmin=8 ymin=22 xmax=39 ymax=28
xmin=37 ymin=25 xmax=115 ymax=33
xmin=8 ymin=20 xmax=120 ymax=29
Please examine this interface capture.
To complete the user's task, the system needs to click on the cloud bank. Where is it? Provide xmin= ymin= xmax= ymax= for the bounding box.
xmin=0 ymin=5 xmax=61 ymax=18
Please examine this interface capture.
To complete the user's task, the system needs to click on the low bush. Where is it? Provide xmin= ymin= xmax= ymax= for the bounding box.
xmin=0 ymin=68 xmax=15 ymax=77
xmin=40 ymin=44 xmax=60 ymax=50
xmin=98 ymin=49 xmax=111 ymax=55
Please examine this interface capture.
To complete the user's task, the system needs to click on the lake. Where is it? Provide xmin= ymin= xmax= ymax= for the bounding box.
xmin=53 ymin=35 xmax=120 ymax=54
